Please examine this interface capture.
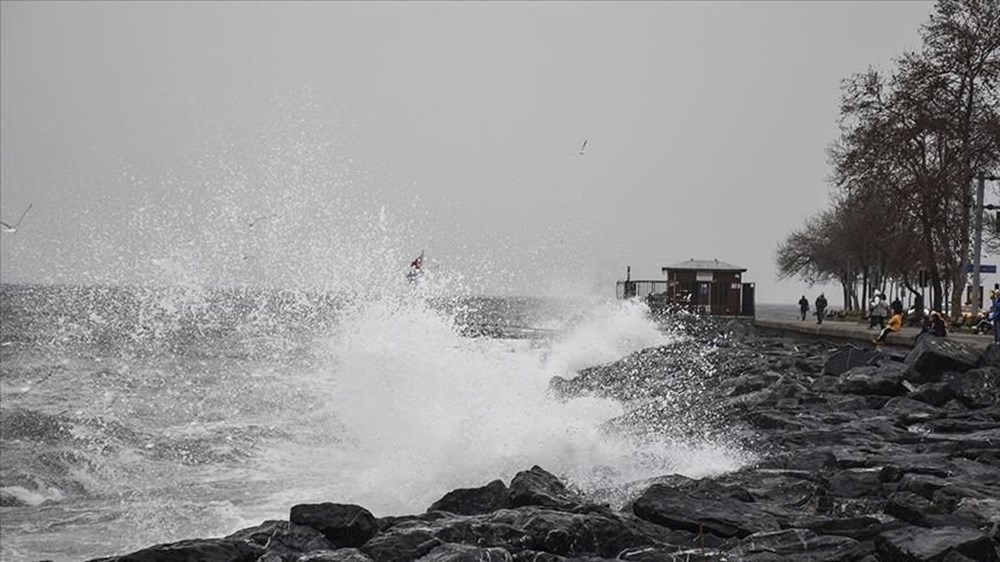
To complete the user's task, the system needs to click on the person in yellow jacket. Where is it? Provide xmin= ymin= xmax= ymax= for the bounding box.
xmin=874 ymin=312 xmax=903 ymax=344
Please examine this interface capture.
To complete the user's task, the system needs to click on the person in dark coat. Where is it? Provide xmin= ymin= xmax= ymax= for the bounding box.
xmin=815 ymin=294 xmax=828 ymax=325
xmin=798 ymin=295 xmax=809 ymax=321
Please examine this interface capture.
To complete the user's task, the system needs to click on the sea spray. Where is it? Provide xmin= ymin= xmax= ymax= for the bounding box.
xmin=245 ymin=292 xmax=749 ymax=518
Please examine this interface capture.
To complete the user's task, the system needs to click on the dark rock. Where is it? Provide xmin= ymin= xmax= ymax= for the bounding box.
xmin=909 ymin=382 xmax=956 ymax=407
xmin=823 ymin=348 xmax=885 ymax=376
xmin=289 ymin=503 xmax=378 ymax=548
xmin=931 ymin=485 xmax=989 ymax=512
xmin=840 ymin=363 xmax=908 ymax=396
xmin=431 ymin=518 xmax=533 ymax=551
xmin=905 ymin=338 xmax=979 ymax=383
xmin=977 ymin=343 xmax=1000 ymax=368
xmin=620 ymin=547 xmax=728 ymax=561
xmin=874 ymin=525 xmax=998 ymax=561
xmin=298 ymin=550 xmax=374 ymax=562
xmin=482 ymin=506 xmax=680 ymax=558
xmin=899 ymin=474 xmax=951 ymax=500
xmin=882 ymin=397 xmax=945 ymax=425
xmin=508 ymin=466 xmax=583 ymax=510
xmin=885 ymin=491 xmax=945 ymax=527
xmin=632 ymin=483 xmax=780 ymax=538
xmin=226 ymin=520 xmax=334 ymax=555
xmin=85 ymin=538 xmax=262 ymax=562
xmin=827 ymin=468 xmax=885 ymax=498
xmin=942 ymin=367 xmax=1000 ymax=409
xmin=727 ymin=528 xmax=865 ymax=562
xmin=360 ymin=529 xmax=442 ymax=562
xmin=952 ymin=498 xmax=1000 ymax=538
xmin=428 ymin=480 xmax=511 ymax=515
xmin=801 ymin=516 xmax=883 ymax=541
xmin=510 ymin=551 xmax=565 ymax=562
xmin=416 ymin=543 xmax=512 ymax=562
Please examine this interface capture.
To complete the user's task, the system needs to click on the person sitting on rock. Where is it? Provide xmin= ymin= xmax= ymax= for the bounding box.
xmin=874 ymin=311 xmax=903 ymax=344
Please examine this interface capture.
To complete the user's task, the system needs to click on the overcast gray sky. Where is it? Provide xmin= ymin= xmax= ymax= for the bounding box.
xmin=1 ymin=1 xmax=936 ymax=301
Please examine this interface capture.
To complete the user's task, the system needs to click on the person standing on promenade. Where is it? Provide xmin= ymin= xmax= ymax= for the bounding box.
xmin=798 ymin=295 xmax=809 ymax=321
xmin=890 ymin=295 xmax=904 ymax=318
xmin=869 ymin=293 xmax=888 ymax=329
xmin=989 ymin=296 xmax=1000 ymax=344
xmin=815 ymin=293 xmax=828 ymax=324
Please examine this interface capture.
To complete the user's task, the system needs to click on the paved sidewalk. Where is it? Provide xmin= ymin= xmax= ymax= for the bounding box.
xmin=753 ymin=314 xmax=994 ymax=351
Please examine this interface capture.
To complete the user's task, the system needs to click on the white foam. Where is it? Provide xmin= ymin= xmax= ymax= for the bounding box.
xmin=256 ymin=295 xmax=747 ymax=516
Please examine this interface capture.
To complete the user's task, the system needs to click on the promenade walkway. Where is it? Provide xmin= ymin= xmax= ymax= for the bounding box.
xmin=753 ymin=313 xmax=994 ymax=352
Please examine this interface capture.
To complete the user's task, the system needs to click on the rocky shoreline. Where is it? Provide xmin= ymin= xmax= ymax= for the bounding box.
xmin=87 ymin=318 xmax=999 ymax=562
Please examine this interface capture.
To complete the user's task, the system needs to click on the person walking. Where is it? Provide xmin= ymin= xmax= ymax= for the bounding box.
xmin=815 ymin=293 xmax=828 ymax=325
xmin=798 ymin=295 xmax=809 ymax=321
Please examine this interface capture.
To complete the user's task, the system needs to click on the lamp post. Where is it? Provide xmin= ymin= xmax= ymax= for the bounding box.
xmin=972 ymin=172 xmax=1000 ymax=311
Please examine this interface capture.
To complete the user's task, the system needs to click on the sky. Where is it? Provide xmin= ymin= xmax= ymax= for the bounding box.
xmin=0 ymin=1 xmax=942 ymax=302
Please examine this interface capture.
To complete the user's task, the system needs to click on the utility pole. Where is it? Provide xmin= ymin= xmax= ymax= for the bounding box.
xmin=973 ymin=172 xmax=1000 ymax=311
xmin=973 ymin=172 xmax=985 ymax=311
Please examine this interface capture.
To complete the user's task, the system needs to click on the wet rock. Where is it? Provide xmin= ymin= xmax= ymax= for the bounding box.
xmin=360 ymin=529 xmax=442 ymax=562
xmin=882 ymin=397 xmax=945 ymax=425
xmin=885 ymin=491 xmax=947 ymax=527
xmin=839 ymin=363 xmax=908 ymax=396
xmin=417 ymin=543 xmax=512 ymax=562
xmin=800 ymin=516 xmax=883 ymax=541
xmin=874 ymin=525 xmax=998 ymax=561
xmin=952 ymin=498 xmax=1000 ymax=537
xmin=297 ymin=549 xmax=374 ymax=562
xmin=428 ymin=480 xmax=511 ymax=515
xmin=86 ymin=538 xmax=262 ymax=562
xmin=289 ymin=503 xmax=378 ymax=548
xmin=908 ymin=382 xmax=955 ymax=407
xmin=823 ymin=347 xmax=886 ymax=376
xmin=508 ymin=466 xmax=584 ymax=510
xmin=977 ymin=343 xmax=1000 ymax=368
xmin=942 ymin=367 xmax=1000 ymax=409
xmin=827 ymin=468 xmax=885 ymax=498
xmin=632 ymin=483 xmax=780 ymax=538
xmin=905 ymin=338 xmax=979 ymax=383
xmin=727 ymin=528 xmax=866 ymax=562
xmin=226 ymin=520 xmax=334 ymax=555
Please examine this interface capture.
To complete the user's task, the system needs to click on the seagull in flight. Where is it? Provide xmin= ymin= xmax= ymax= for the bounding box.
xmin=577 ymin=139 xmax=588 ymax=156
xmin=247 ymin=214 xmax=278 ymax=228
xmin=1 ymin=204 xmax=32 ymax=233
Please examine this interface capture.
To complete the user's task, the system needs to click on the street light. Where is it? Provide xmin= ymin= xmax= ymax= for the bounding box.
xmin=972 ymin=172 xmax=1000 ymax=311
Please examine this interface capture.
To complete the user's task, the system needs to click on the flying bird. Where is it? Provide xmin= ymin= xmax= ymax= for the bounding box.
xmin=247 ymin=214 xmax=278 ymax=228
xmin=577 ymin=139 xmax=588 ymax=156
xmin=1 ymin=204 xmax=32 ymax=233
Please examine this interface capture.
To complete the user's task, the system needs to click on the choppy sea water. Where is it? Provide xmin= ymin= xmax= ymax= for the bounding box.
xmin=0 ymin=284 xmax=750 ymax=561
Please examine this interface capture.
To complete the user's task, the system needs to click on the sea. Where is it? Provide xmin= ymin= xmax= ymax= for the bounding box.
xmin=0 ymin=282 xmax=753 ymax=561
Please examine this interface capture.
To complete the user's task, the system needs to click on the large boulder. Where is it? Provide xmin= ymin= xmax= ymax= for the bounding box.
xmin=823 ymin=347 xmax=886 ymax=376
xmin=507 ymin=466 xmax=584 ymax=510
xmin=874 ymin=525 xmax=998 ymax=561
xmin=416 ymin=543 xmax=512 ymax=562
xmin=361 ymin=528 xmax=442 ymax=562
xmin=726 ymin=528 xmax=866 ymax=562
xmin=290 ymin=503 xmax=379 ymax=548
xmin=632 ymin=483 xmax=780 ymax=539
xmin=905 ymin=338 xmax=979 ymax=383
xmin=226 ymin=520 xmax=334 ymax=555
xmin=839 ymin=363 xmax=908 ymax=397
xmin=85 ymin=538 xmax=262 ymax=562
xmin=941 ymin=367 xmax=1000 ymax=409
xmin=428 ymin=480 xmax=511 ymax=515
